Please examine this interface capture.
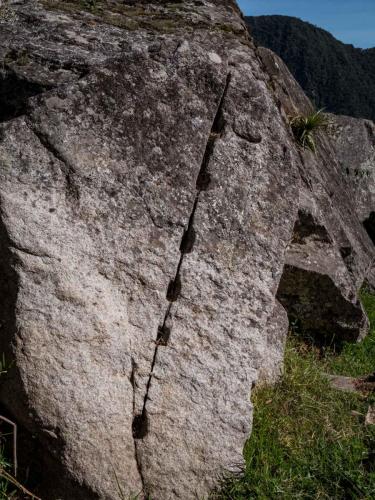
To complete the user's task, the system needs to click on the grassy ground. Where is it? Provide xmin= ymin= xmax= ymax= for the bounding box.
xmin=0 ymin=455 xmax=12 ymax=500
xmin=319 ymin=291 xmax=375 ymax=377
xmin=0 ymin=355 xmax=17 ymax=500
xmin=214 ymin=290 xmax=375 ymax=499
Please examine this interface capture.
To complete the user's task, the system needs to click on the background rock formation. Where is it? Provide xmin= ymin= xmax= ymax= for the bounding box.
xmin=330 ymin=116 xmax=375 ymax=223
xmin=329 ymin=115 xmax=375 ymax=287
xmin=0 ymin=1 xmax=373 ymax=499
xmin=257 ymin=47 xmax=373 ymax=344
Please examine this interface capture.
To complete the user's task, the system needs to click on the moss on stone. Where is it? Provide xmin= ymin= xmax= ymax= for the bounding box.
xmin=40 ymin=0 xmax=246 ymax=36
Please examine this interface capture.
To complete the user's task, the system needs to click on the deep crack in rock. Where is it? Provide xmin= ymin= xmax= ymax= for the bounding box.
xmin=131 ymin=76 xmax=232 ymax=476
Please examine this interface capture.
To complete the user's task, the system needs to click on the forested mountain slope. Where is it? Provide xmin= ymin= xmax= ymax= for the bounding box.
xmin=246 ymin=15 xmax=375 ymax=121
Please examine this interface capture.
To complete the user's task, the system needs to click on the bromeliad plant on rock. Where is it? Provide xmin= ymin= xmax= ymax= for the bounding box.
xmin=290 ymin=109 xmax=330 ymax=153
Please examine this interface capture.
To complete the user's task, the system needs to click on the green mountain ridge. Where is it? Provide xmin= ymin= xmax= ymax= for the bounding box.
xmin=246 ymin=15 xmax=375 ymax=122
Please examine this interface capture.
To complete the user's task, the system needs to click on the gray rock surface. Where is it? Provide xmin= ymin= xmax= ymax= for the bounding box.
xmin=257 ymin=47 xmax=374 ymax=343
xmin=330 ymin=115 xmax=375 ymax=223
xmin=0 ymin=2 xmax=300 ymax=498
xmin=328 ymin=115 xmax=375 ymax=286
xmin=326 ymin=374 xmax=358 ymax=393
xmin=0 ymin=3 xmax=373 ymax=500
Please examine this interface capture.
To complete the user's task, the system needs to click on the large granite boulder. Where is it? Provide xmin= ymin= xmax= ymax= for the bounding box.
xmin=0 ymin=1 xmax=300 ymax=498
xmin=0 ymin=2 xmax=373 ymax=499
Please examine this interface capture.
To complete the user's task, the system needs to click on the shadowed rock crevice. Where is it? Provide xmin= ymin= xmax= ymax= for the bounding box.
xmin=131 ymin=74 xmax=231 ymax=491
xmin=0 ymin=69 xmax=51 ymax=123
xmin=292 ymin=210 xmax=332 ymax=245
xmin=277 ymin=264 xmax=368 ymax=347
xmin=196 ymin=74 xmax=231 ymax=191
xmin=363 ymin=212 xmax=375 ymax=245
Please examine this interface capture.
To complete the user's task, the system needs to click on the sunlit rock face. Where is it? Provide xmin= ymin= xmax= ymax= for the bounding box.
xmin=329 ymin=114 xmax=375 ymax=288
xmin=257 ymin=48 xmax=373 ymax=344
xmin=0 ymin=2 xmax=373 ymax=499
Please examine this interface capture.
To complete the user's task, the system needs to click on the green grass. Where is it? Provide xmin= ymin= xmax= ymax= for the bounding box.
xmin=213 ymin=291 xmax=375 ymax=499
xmin=0 ymin=356 xmax=15 ymax=499
xmin=290 ymin=109 xmax=330 ymax=153
xmin=0 ymin=443 xmax=14 ymax=499
xmin=318 ymin=290 xmax=375 ymax=377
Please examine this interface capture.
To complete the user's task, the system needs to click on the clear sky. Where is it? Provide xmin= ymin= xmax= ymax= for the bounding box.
xmin=237 ymin=0 xmax=375 ymax=49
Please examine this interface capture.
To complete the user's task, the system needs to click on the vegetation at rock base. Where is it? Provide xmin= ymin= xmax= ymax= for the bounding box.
xmin=0 ymin=457 xmax=14 ymax=500
xmin=0 ymin=357 xmax=40 ymax=499
xmin=246 ymin=15 xmax=375 ymax=123
xmin=290 ymin=109 xmax=330 ymax=153
xmin=319 ymin=290 xmax=375 ymax=378
xmin=213 ymin=290 xmax=375 ymax=499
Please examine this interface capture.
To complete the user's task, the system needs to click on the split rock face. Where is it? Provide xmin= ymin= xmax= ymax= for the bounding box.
xmin=0 ymin=2 xmax=373 ymax=499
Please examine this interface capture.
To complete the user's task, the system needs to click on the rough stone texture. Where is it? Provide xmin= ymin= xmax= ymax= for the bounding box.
xmin=257 ymin=47 xmax=374 ymax=343
xmin=0 ymin=2 xmax=300 ymax=499
xmin=326 ymin=374 xmax=358 ymax=393
xmin=0 ymin=3 xmax=373 ymax=500
xmin=328 ymin=115 xmax=375 ymax=286
xmin=330 ymin=116 xmax=375 ymax=222
xmin=257 ymin=300 xmax=289 ymax=383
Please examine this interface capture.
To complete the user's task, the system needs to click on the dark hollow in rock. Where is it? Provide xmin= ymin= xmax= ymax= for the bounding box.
xmin=196 ymin=170 xmax=212 ymax=191
xmin=292 ymin=210 xmax=332 ymax=245
xmin=340 ymin=246 xmax=353 ymax=260
xmin=132 ymin=412 xmax=149 ymax=439
xmin=180 ymin=226 xmax=196 ymax=254
xmin=246 ymin=133 xmax=262 ymax=143
xmin=0 ymin=70 xmax=49 ymax=123
xmin=363 ymin=212 xmax=375 ymax=245
xmin=166 ymin=275 xmax=182 ymax=302
xmin=157 ymin=325 xmax=171 ymax=346
xmin=277 ymin=265 xmax=368 ymax=347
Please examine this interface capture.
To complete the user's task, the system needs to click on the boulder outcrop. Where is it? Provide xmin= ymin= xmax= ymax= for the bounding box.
xmin=329 ymin=115 xmax=375 ymax=286
xmin=0 ymin=2 xmax=373 ymax=499
xmin=330 ymin=115 xmax=375 ymax=225
xmin=257 ymin=47 xmax=373 ymax=344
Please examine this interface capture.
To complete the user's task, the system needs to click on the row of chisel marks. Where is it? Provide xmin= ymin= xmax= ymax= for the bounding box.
xmin=132 ymin=73 xmax=232 ymax=441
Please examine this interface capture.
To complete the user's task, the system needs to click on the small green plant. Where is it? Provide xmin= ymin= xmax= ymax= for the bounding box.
xmin=0 ymin=354 xmax=12 ymax=377
xmin=82 ymin=0 xmax=100 ymax=12
xmin=290 ymin=109 xmax=330 ymax=153
xmin=319 ymin=289 xmax=375 ymax=376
